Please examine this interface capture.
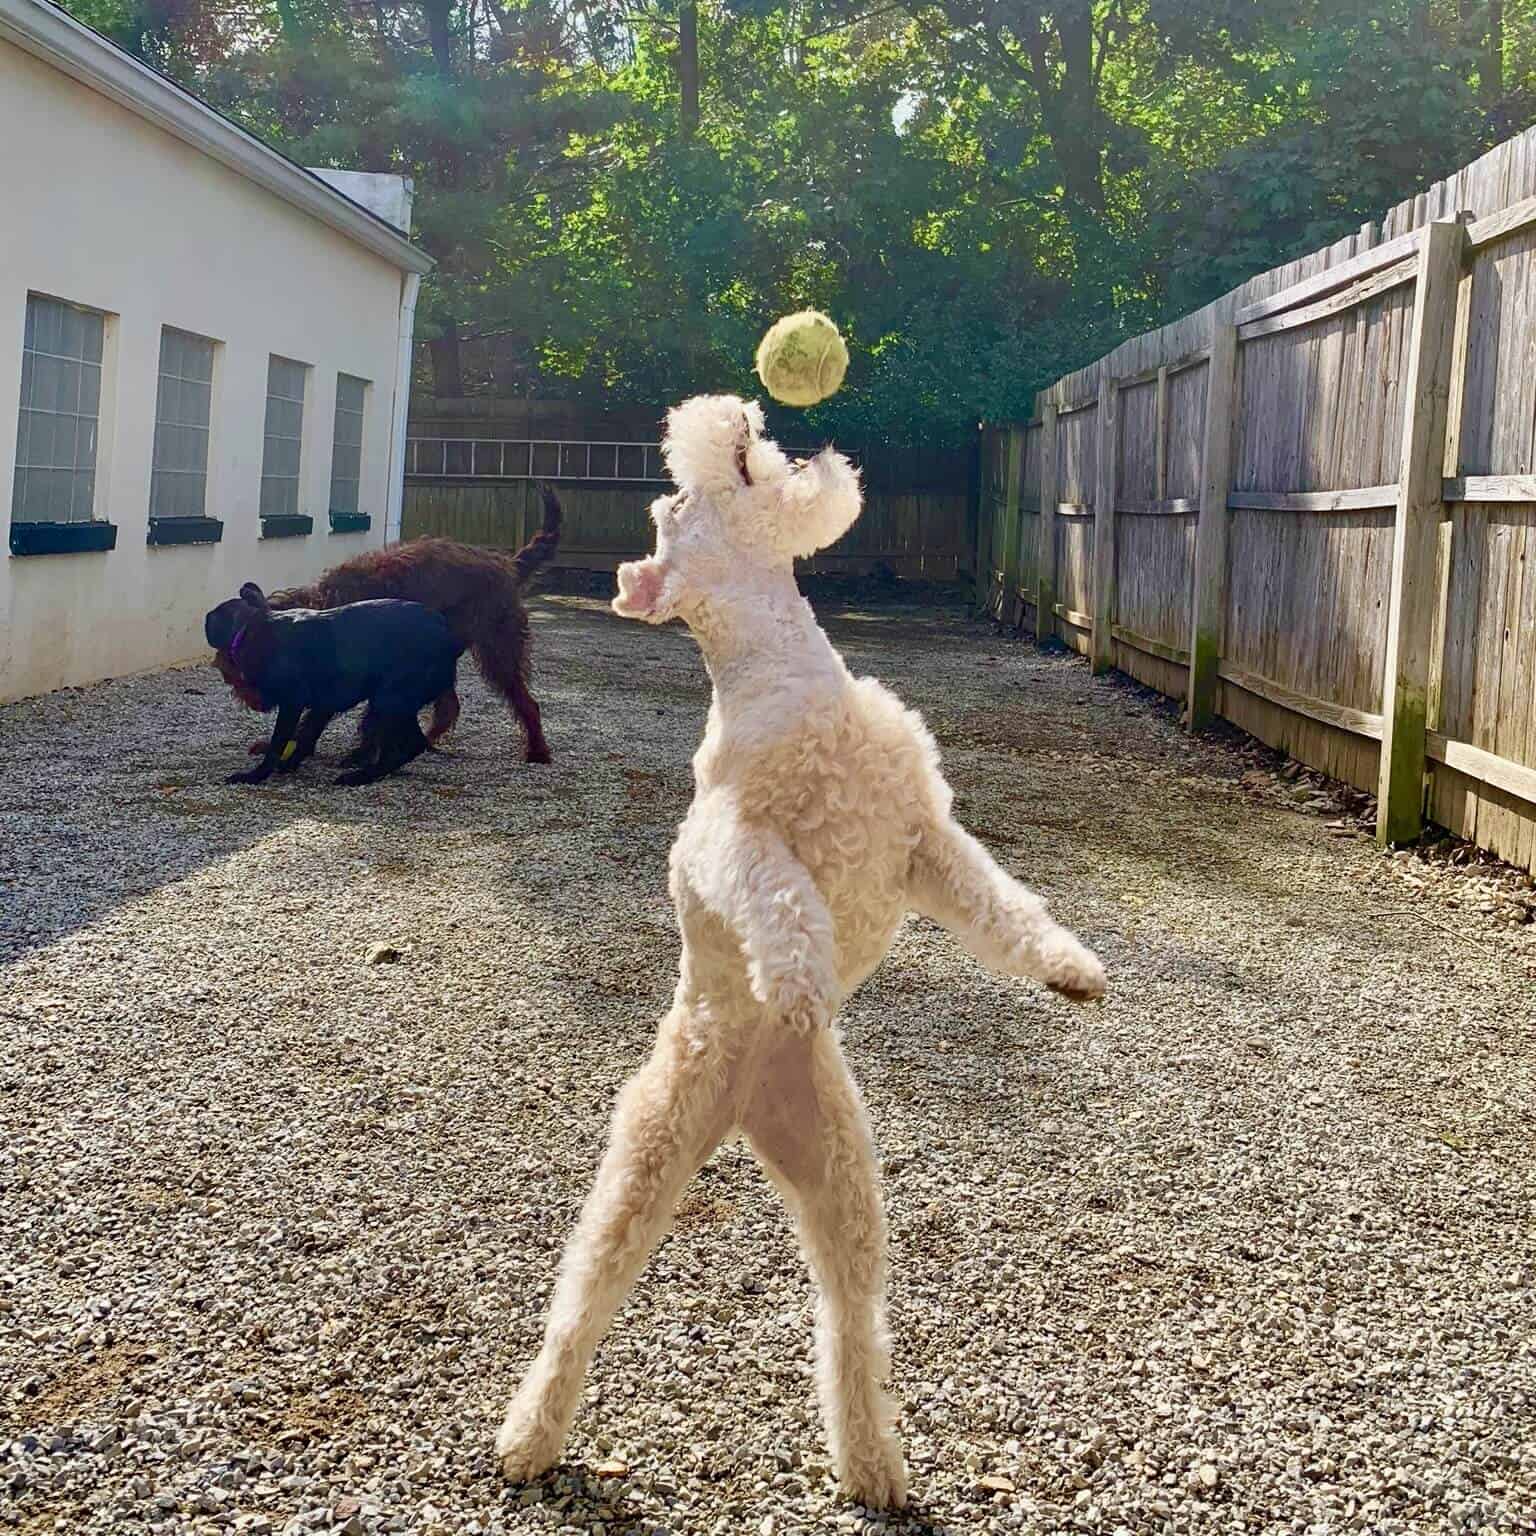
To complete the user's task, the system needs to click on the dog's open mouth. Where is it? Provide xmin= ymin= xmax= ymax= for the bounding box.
xmin=613 ymin=558 xmax=673 ymax=623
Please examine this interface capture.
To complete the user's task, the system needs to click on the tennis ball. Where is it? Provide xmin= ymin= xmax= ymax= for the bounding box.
xmin=755 ymin=310 xmax=848 ymax=407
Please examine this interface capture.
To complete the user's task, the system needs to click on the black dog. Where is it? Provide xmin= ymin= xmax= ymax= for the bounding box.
xmin=204 ymin=583 xmax=464 ymax=786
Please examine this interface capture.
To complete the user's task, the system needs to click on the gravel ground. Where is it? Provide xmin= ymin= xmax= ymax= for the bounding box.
xmin=2 ymin=595 xmax=1534 ymax=1536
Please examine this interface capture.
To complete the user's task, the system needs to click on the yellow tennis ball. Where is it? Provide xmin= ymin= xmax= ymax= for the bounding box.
xmin=755 ymin=310 xmax=848 ymax=407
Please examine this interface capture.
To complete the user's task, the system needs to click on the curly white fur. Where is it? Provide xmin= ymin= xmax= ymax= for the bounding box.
xmin=497 ymin=394 xmax=1107 ymax=1509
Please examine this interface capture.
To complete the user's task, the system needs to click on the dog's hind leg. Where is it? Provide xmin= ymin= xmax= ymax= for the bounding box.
xmin=496 ymin=1004 xmax=735 ymax=1483
xmin=335 ymin=707 xmax=382 ymax=773
xmin=473 ymin=633 xmax=552 ymax=764
xmin=425 ymin=689 xmax=460 ymax=746
xmin=908 ymin=817 xmax=1105 ymax=1001
xmin=742 ymin=1030 xmax=907 ymax=1510
xmin=505 ymin=671 xmax=551 ymax=764
xmin=335 ymin=716 xmax=429 ymax=785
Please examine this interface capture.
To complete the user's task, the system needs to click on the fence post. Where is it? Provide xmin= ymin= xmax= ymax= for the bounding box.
xmin=973 ymin=425 xmax=994 ymax=616
xmin=1378 ymin=219 xmax=1469 ymax=846
xmin=1090 ymin=375 xmax=1119 ymax=674
xmin=1187 ymin=321 xmax=1238 ymax=731
xmin=966 ymin=426 xmax=983 ymax=603
xmin=1036 ymin=399 xmax=1059 ymax=644
xmin=1001 ymin=424 xmax=1025 ymax=624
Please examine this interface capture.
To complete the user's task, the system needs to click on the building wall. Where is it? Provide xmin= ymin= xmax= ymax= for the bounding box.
xmin=0 ymin=39 xmax=409 ymax=702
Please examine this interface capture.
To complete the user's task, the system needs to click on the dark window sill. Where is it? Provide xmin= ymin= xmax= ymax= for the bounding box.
xmin=10 ymin=520 xmax=118 ymax=557
xmin=149 ymin=516 xmax=224 ymax=546
xmin=329 ymin=511 xmax=371 ymax=534
xmin=261 ymin=514 xmax=314 ymax=540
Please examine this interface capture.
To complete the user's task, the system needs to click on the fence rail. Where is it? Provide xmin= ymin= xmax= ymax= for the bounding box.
xmin=979 ymin=122 xmax=1536 ymax=879
xmin=405 ymin=436 xmax=865 ymax=483
xmin=406 ymin=437 xmax=669 ymax=482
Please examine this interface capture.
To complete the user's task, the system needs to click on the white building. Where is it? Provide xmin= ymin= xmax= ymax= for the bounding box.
xmin=0 ymin=0 xmax=433 ymax=702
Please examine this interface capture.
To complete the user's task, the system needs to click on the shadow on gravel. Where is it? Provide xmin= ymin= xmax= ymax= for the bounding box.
xmin=0 ymin=670 xmax=550 ymax=966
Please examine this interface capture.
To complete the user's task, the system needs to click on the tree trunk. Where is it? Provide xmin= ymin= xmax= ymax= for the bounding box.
xmin=1050 ymin=3 xmax=1104 ymax=213
xmin=1021 ymin=5 xmax=1104 ymax=221
xmin=423 ymin=0 xmax=456 ymax=78
xmin=678 ymin=1 xmax=700 ymax=137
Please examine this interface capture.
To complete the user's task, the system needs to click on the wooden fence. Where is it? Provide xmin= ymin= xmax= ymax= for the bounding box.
xmin=405 ymin=400 xmax=974 ymax=580
xmin=979 ymin=124 xmax=1536 ymax=877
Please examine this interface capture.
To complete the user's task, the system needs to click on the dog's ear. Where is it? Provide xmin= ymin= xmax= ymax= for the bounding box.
xmin=239 ymin=582 xmax=269 ymax=611
xmin=772 ymin=445 xmax=862 ymax=557
xmin=204 ymin=598 xmax=244 ymax=652
xmin=735 ymin=399 xmax=765 ymax=486
xmin=663 ymin=395 xmax=768 ymax=498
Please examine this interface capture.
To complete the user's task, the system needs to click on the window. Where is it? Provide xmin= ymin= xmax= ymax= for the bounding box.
xmin=12 ymin=294 xmax=104 ymax=523
xmin=329 ymin=374 xmax=367 ymax=516
xmin=150 ymin=328 xmax=215 ymax=520
xmin=260 ymin=356 xmax=307 ymax=519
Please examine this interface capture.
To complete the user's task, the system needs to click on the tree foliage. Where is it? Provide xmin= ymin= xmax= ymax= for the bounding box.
xmin=59 ymin=0 xmax=1536 ymax=442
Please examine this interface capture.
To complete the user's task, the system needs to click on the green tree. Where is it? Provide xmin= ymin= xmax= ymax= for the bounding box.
xmin=51 ymin=0 xmax=1536 ymax=442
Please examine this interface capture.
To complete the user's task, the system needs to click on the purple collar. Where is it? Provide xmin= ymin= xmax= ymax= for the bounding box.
xmin=229 ymin=625 xmax=250 ymax=670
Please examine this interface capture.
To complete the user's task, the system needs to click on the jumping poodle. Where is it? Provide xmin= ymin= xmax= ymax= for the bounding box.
xmin=495 ymin=396 xmax=1107 ymax=1509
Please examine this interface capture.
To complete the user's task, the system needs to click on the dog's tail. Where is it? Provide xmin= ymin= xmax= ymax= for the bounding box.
xmin=512 ymin=486 xmax=562 ymax=586
xmin=264 ymin=583 xmax=320 ymax=612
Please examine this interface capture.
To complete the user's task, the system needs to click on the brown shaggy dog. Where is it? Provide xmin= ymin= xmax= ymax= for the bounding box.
xmin=225 ymin=487 xmax=561 ymax=763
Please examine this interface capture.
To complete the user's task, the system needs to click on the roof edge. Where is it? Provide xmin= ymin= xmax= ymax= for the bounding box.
xmin=0 ymin=0 xmax=434 ymax=276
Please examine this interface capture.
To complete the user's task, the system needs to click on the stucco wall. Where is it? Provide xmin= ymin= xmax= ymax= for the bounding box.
xmin=0 ymin=40 xmax=410 ymax=702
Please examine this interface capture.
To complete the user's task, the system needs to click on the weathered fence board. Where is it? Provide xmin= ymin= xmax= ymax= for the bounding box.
xmin=1058 ymin=401 xmax=1099 ymax=507
xmin=1114 ymin=511 xmax=1196 ymax=698
xmin=978 ymin=122 xmax=1536 ymax=877
xmin=1117 ymin=377 xmax=1159 ymax=508
xmin=1166 ymin=362 xmax=1207 ymax=502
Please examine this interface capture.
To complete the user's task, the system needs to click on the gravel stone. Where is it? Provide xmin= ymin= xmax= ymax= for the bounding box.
xmin=1 ymin=595 xmax=1534 ymax=1535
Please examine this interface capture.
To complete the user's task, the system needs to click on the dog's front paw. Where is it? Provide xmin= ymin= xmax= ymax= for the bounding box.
xmin=494 ymin=1407 xmax=565 ymax=1484
xmin=334 ymin=769 xmax=372 ymax=787
xmin=782 ymin=995 xmax=835 ymax=1034
xmin=225 ymin=768 xmax=266 ymax=786
xmin=837 ymin=1436 xmax=908 ymax=1510
xmin=1041 ymin=932 xmax=1107 ymax=1003
xmin=760 ymin=967 xmax=840 ymax=1034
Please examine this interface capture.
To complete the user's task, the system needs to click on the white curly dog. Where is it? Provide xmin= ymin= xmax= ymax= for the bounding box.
xmin=496 ymin=394 xmax=1107 ymax=1508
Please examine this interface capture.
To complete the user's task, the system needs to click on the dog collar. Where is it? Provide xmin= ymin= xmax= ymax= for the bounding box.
xmin=228 ymin=625 xmax=249 ymax=670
